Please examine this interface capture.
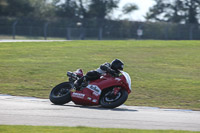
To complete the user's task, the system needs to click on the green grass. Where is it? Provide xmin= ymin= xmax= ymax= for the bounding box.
xmin=0 ymin=40 xmax=200 ymax=110
xmin=0 ymin=125 xmax=198 ymax=133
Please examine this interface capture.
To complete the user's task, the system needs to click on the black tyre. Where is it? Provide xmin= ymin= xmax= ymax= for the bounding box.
xmin=100 ymin=88 xmax=128 ymax=108
xmin=49 ymin=82 xmax=72 ymax=105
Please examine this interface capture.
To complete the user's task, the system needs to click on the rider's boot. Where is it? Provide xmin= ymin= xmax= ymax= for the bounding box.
xmin=74 ymin=76 xmax=86 ymax=90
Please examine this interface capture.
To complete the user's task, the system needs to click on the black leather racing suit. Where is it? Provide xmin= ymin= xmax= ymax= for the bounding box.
xmin=74 ymin=62 xmax=116 ymax=90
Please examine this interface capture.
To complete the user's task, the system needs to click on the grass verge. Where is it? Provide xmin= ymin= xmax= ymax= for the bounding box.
xmin=0 ymin=125 xmax=199 ymax=133
xmin=0 ymin=40 xmax=200 ymax=110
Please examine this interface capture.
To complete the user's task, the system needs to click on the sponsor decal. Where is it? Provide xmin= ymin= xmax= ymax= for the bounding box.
xmin=115 ymin=78 xmax=121 ymax=81
xmin=92 ymin=92 xmax=99 ymax=96
xmin=72 ymin=93 xmax=85 ymax=99
xmin=87 ymin=85 xmax=101 ymax=95
xmin=92 ymin=99 xmax=97 ymax=103
xmin=87 ymin=97 xmax=92 ymax=100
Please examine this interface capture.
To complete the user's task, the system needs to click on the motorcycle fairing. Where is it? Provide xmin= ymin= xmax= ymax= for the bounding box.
xmin=71 ymin=74 xmax=129 ymax=106
xmin=71 ymin=88 xmax=100 ymax=105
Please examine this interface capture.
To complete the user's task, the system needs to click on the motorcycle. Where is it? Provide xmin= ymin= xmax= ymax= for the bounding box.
xmin=49 ymin=69 xmax=132 ymax=108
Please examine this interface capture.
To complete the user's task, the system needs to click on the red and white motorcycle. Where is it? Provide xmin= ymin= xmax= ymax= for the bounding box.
xmin=49 ymin=69 xmax=132 ymax=108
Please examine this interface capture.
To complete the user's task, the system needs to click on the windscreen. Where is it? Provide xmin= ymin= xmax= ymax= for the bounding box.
xmin=120 ymin=71 xmax=132 ymax=90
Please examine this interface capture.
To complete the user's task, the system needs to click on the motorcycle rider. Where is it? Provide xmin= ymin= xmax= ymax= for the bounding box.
xmin=74 ymin=59 xmax=124 ymax=90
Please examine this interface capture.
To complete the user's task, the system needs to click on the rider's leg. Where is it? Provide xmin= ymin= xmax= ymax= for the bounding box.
xmin=86 ymin=71 xmax=101 ymax=80
xmin=74 ymin=71 xmax=101 ymax=90
xmin=74 ymin=76 xmax=86 ymax=90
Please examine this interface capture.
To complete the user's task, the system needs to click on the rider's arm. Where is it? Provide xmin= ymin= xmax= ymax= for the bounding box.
xmin=96 ymin=62 xmax=110 ymax=75
xmin=100 ymin=62 xmax=111 ymax=72
xmin=100 ymin=63 xmax=117 ymax=76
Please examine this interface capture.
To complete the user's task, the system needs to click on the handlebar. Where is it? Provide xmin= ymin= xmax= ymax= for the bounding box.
xmin=67 ymin=71 xmax=78 ymax=80
xmin=107 ymin=69 xmax=118 ymax=77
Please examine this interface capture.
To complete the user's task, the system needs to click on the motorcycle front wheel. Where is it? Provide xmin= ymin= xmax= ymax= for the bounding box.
xmin=49 ymin=82 xmax=72 ymax=105
xmin=100 ymin=88 xmax=128 ymax=108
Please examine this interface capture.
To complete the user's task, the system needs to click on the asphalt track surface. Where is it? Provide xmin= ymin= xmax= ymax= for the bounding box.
xmin=0 ymin=95 xmax=200 ymax=131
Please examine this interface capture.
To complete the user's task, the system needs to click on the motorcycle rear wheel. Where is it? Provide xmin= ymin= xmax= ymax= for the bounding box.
xmin=49 ymin=82 xmax=72 ymax=105
xmin=100 ymin=88 xmax=128 ymax=108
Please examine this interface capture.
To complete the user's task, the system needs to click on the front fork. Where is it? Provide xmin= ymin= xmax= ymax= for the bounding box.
xmin=112 ymin=87 xmax=121 ymax=96
xmin=105 ymin=87 xmax=121 ymax=100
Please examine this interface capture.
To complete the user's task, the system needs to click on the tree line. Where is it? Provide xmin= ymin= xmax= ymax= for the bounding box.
xmin=146 ymin=0 xmax=200 ymax=24
xmin=0 ymin=0 xmax=199 ymax=24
